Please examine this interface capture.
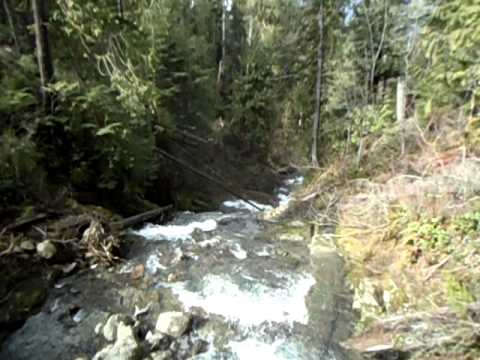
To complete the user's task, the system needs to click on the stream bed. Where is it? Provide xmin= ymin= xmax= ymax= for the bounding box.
xmin=0 ymin=177 xmax=354 ymax=360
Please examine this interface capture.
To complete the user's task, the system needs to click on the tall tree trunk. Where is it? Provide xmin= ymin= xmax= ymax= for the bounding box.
xmin=2 ymin=0 xmax=20 ymax=55
xmin=362 ymin=0 xmax=387 ymax=105
xmin=216 ymin=0 xmax=226 ymax=93
xmin=117 ymin=0 xmax=124 ymax=19
xmin=311 ymin=0 xmax=325 ymax=167
xmin=32 ymin=0 xmax=54 ymax=112
xmin=397 ymin=77 xmax=406 ymax=155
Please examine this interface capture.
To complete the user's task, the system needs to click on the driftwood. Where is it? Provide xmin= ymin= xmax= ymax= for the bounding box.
xmin=113 ymin=205 xmax=173 ymax=230
xmin=158 ymin=149 xmax=263 ymax=211
xmin=3 ymin=213 xmax=49 ymax=233
xmin=424 ymin=255 xmax=451 ymax=282
xmin=157 ymin=125 xmax=211 ymax=148
xmin=174 ymin=128 xmax=210 ymax=145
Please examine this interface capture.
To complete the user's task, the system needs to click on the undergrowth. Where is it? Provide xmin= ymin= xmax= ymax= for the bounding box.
xmin=304 ymin=112 xmax=480 ymax=358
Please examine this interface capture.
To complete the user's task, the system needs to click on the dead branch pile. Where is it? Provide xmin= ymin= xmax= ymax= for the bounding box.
xmin=0 ymin=206 xmax=172 ymax=265
xmin=81 ymin=219 xmax=120 ymax=265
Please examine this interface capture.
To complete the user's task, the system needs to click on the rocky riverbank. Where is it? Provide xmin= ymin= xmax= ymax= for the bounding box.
xmin=1 ymin=176 xmax=356 ymax=360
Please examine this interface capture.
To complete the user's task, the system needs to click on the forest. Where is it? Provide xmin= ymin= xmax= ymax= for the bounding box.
xmin=1 ymin=0 xmax=480 ymax=359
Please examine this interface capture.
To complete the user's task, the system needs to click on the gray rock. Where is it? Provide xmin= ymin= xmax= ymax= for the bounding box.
xmin=155 ymin=312 xmax=191 ymax=337
xmin=94 ymin=322 xmax=140 ymax=360
xmin=191 ymin=339 xmax=209 ymax=356
xmin=20 ymin=240 xmax=35 ymax=251
xmin=278 ymin=233 xmax=304 ymax=242
xmin=145 ymin=331 xmax=169 ymax=351
xmin=0 ymin=310 xmax=109 ymax=360
xmin=36 ymin=240 xmax=57 ymax=259
xmin=103 ymin=314 xmax=128 ymax=342
xmin=73 ymin=309 xmax=88 ymax=323
xmin=150 ymin=350 xmax=173 ymax=360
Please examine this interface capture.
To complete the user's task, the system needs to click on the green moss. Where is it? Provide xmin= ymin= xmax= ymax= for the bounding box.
xmin=445 ymin=274 xmax=475 ymax=315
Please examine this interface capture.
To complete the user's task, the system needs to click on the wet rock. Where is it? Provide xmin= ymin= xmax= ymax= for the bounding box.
xmin=150 ymin=350 xmax=173 ymax=360
xmin=73 ymin=308 xmax=88 ymax=323
xmin=353 ymin=280 xmax=387 ymax=315
xmin=191 ymin=339 xmax=209 ymax=355
xmin=36 ymin=240 xmax=57 ymax=259
xmin=172 ymin=248 xmax=184 ymax=264
xmin=278 ymin=233 xmax=304 ymax=242
xmin=117 ymin=287 xmax=161 ymax=313
xmin=145 ymin=331 xmax=170 ymax=351
xmin=62 ymin=262 xmax=78 ymax=274
xmin=131 ymin=264 xmax=145 ymax=280
xmin=0 ymin=310 xmax=109 ymax=360
xmin=155 ymin=312 xmax=191 ymax=337
xmin=94 ymin=322 xmax=140 ymax=360
xmin=167 ymin=273 xmax=178 ymax=283
xmin=177 ymin=336 xmax=190 ymax=353
xmin=103 ymin=314 xmax=129 ymax=342
xmin=134 ymin=303 xmax=151 ymax=320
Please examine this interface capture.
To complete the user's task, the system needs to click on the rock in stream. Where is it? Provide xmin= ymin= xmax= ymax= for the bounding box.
xmin=0 ymin=177 xmax=355 ymax=360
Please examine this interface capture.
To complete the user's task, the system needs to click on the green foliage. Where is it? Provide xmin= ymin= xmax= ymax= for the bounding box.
xmin=229 ymin=60 xmax=276 ymax=150
xmin=2 ymin=0 xmax=478 ymax=211
xmin=445 ymin=274 xmax=475 ymax=314
xmin=401 ymin=210 xmax=480 ymax=255
xmin=453 ymin=211 xmax=480 ymax=237
xmin=349 ymin=100 xmax=396 ymax=146
xmin=49 ymin=79 xmax=157 ymax=192
xmin=403 ymin=216 xmax=451 ymax=251
xmin=0 ymin=132 xmax=46 ymax=205
xmin=0 ymin=55 xmax=37 ymax=117
xmin=417 ymin=0 xmax=480 ymax=113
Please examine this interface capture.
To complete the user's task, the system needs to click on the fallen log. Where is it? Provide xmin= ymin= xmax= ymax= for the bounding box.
xmin=112 ymin=205 xmax=173 ymax=230
xmin=3 ymin=213 xmax=49 ymax=233
xmin=157 ymin=149 xmax=263 ymax=211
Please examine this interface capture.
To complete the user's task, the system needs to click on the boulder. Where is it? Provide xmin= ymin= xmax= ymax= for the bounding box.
xmin=20 ymin=240 xmax=35 ymax=251
xmin=36 ymin=240 xmax=57 ymax=259
xmin=155 ymin=312 xmax=191 ymax=337
xmin=150 ymin=350 xmax=173 ymax=360
xmin=103 ymin=314 xmax=129 ymax=342
xmin=93 ymin=322 xmax=140 ymax=360
xmin=145 ymin=331 xmax=170 ymax=351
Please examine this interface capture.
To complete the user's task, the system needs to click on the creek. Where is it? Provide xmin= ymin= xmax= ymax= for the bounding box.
xmin=0 ymin=177 xmax=354 ymax=360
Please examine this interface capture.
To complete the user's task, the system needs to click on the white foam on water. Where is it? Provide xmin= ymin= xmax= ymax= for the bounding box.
xmin=193 ymin=331 xmax=324 ymax=360
xmin=223 ymin=200 xmax=273 ymax=212
xmin=277 ymin=193 xmax=292 ymax=206
xmin=145 ymin=254 xmax=166 ymax=274
xmin=229 ymin=338 xmax=303 ymax=360
xmin=118 ymin=262 xmax=134 ymax=274
xmin=133 ymin=219 xmax=217 ymax=241
xmin=256 ymin=247 xmax=271 ymax=257
xmin=284 ymin=176 xmax=304 ymax=186
xmin=199 ymin=236 xmax=222 ymax=248
xmin=230 ymin=243 xmax=248 ymax=260
xmin=166 ymin=273 xmax=315 ymax=326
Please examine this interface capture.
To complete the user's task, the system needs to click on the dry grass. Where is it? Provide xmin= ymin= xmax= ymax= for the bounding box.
xmin=307 ymin=113 xmax=480 ymax=358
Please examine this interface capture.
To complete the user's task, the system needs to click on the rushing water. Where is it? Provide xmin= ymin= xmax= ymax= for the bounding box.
xmin=127 ymin=175 xmax=350 ymax=359
xmin=1 ymin=175 xmax=353 ymax=360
